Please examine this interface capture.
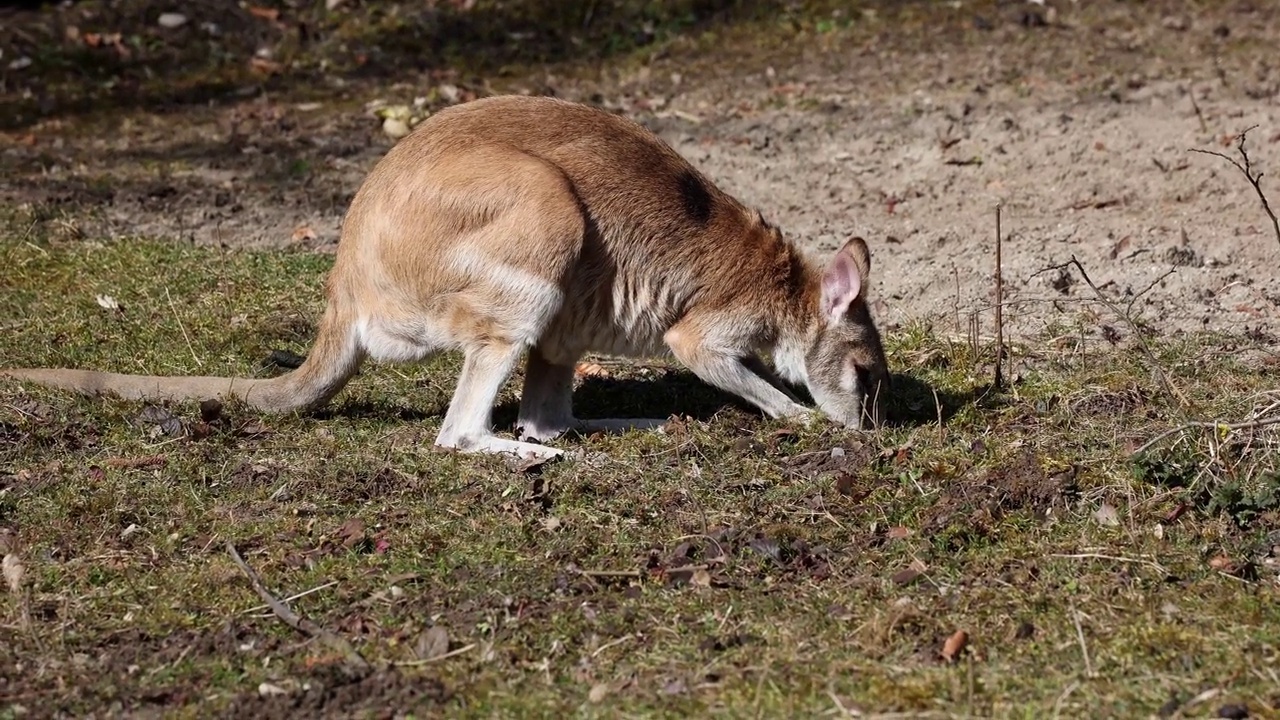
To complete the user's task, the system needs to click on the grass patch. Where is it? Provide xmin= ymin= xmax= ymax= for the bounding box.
xmin=2 ymin=230 xmax=1279 ymax=718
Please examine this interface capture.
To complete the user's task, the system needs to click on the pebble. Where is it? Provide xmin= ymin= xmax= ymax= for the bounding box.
xmin=158 ymin=13 xmax=188 ymax=29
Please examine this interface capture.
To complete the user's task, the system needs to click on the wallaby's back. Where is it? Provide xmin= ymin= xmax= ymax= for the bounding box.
xmin=345 ymin=95 xmax=812 ymax=363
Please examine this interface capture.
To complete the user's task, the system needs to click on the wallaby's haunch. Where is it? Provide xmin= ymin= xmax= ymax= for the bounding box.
xmin=3 ymin=95 xmax=889 ymax=460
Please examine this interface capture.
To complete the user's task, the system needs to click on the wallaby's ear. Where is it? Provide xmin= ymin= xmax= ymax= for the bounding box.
xmin=820 ymin=237 xmax=872 ymax=321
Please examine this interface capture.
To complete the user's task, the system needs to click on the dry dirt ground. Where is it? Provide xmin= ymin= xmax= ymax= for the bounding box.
xmin=3 ymin=0 xmax=1280 ymax=346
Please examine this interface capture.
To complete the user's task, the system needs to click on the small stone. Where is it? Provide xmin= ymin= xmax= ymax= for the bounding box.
xmin=1161 ymin=15 xmax=1188 ymax=32
xmin=158 ymin=13 xmax=188 ymax=29
xmin=382 ymin=117 xmax=411 ymax=140
xmin=258 ymin=682 xmax=289 ymax=697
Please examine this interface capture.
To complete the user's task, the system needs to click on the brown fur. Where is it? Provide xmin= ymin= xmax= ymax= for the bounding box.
xmin=2 ymin=95 xmax=889 ymax=459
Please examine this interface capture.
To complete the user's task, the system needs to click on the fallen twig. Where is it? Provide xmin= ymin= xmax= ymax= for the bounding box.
xmin=590 ymin=634 xmax=634 ymax=658
xmin=392 ymin=643 xmax=477 ymax=666
xmin=1132 ymin=413 xmax=1280 ymax=457
xmin=165 ymin=286 xmax=203 ymax=369
xmin=243 ymin=580 xmax=339 ymax=616
xmin=1050 ymin=552 xmax=1169 ymax=576
xmin=579 ymin=569 xmax=643 ymax=579
xmin=1190 ymin=125 xmax=1280 ymax=249
xmin=1070 ymin=607 xmax=1095 ymax=679
xmin=226 ymin=542 xmax=371 ymax=677
xmin=103 ymin=454 xmax=168 ymax=470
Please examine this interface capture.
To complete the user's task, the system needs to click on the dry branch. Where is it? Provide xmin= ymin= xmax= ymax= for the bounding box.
xmin=226 ymin=542 xmax=371 ymax=677
xmin=1032 ymin=256 xmax=1188 ymax=408
xmin=1132 ymin=413 xmax=1280 ymax=457
xmin=1190 ymin=125 xmax=1280 ymax=249
xmin=994 ymin=204 xmax=1006 ymax=390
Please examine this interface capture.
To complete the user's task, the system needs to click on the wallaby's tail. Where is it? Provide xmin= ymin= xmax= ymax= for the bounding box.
xmin=1 ymin=303 xmax=365 ymax=414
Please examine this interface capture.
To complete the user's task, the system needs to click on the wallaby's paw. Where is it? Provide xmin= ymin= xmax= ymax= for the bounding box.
xmin=436 ymin=434 xmax=565 ymax=461
xmin=516 ymin=419 xmax=575 ymax=443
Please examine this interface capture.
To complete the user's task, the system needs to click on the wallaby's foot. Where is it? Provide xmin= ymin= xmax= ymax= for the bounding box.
xmin=517 ymin=417 xmax=575 ymax=443
xmin=436 ymin=432 xmax=564 ymax=461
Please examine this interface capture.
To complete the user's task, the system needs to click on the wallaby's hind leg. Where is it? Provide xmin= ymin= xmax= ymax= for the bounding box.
xmin=436 ymin=341 xmax=563 ymax=460
xmin=517 ymin=350 xmax=669 ymax=442
xmin=516 ymin=351 xmax=576 ymax=442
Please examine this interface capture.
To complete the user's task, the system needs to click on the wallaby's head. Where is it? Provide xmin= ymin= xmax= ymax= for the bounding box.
xmin=804 ymin=236 xmax=889 ymax=429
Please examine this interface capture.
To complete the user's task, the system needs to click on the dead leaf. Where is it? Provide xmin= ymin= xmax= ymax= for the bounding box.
xmin=891 ymin=558 xmax=927 ymax=585
xmin=1093 ymin=502 xmax=1120 ymax=527
xmin=513 ymin=452 xmax=556 ymax=474
xmin=690 ymin=568 xmax=712 ymax=587
xmin=891 ymin=568 xmax=922 ymax=586
xmin=588 ymin=683 xmax=610 ymax=703
xmin=574 ymin=361 xmax=609 ymax=378
xmin=248 ymin=5 xmax=281 ymax=21
xmin=291 ymin=225 xmax=318 ymax=243
xmin=941 ymin=630 xmax=969 ymax=662
xmin=886 ymin=526 xmax=912 ymax=540
xmin=415 ymin=625 xmax=450 ymax=660
xmin=336 ymin=518 xmax=367 ymax=548
xmin=250 ymin=57 xmax=283 ymax=75
xmin=1163 ymin=502 xmax=1190 ymax=523
xmin=1208 ymin=555 xmax=1236 ymax=572
xmin=834 ymin=472 xmax=858 ymax=497
xmin=1108 ymin=234 xmax=1133 ymax=259
xmin=237 ymin=421 xmax=272 ymax=437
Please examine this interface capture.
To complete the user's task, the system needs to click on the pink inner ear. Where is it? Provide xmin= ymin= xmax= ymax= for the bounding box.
xmin=821 ymin=252 xmax=863 ymax=319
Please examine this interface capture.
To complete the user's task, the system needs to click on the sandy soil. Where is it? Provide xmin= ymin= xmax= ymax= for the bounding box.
xmin=3 ymin=0 xmax=1279 ymax=343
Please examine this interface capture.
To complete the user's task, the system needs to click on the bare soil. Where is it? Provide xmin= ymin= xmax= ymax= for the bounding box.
xmin=4 ymin=1 xmax=1280 ymax=348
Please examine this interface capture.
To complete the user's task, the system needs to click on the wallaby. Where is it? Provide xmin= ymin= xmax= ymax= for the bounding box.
xmin=2 ymin=95 xmax=889 ymax=460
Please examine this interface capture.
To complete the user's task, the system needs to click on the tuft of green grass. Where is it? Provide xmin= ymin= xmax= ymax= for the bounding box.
xmin=2 ymin=228 xmax=1279 ymax=718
